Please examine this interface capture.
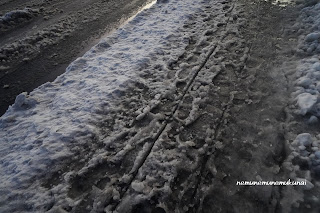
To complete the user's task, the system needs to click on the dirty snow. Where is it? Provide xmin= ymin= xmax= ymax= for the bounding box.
xmin=292 ymin=3 xmax=320 ymax=118
xmin=0 ymin=8 xmax=39 ymax=32
xmin=0 ymin=0 xmax=216 ymax=211
xmin=283 ymin=2 xmax=320 ymax=209
xmin=2 ymin=0 xmax=320 ymax=212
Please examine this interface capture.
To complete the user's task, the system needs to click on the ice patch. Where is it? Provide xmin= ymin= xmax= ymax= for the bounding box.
xmin=295 ymin=133 xmax=313 ymax=147
xmin=296 ymin=76 xmax=312 ymax=88
xmin=296 ymin=92 xmax=317 ymax=115
xmin=269 ymin=0 xmax=294 ymax=7
xmin=305 ymin=32 xmax=320 ymax=42
xmin=315 ymin=150 xmax=320 ymax=158
xmin=131 ymin=181 xmax=145 ymax=193
xmin=312 ymin=62 xmax=320 ymax=71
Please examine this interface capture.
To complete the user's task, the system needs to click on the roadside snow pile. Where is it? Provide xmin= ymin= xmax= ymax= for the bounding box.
xmin=296 ymin=3 xmax=320 ymax=55
xmin=284 ymin=132 xmax=320 ymax=181
xmin=0 ymin=0 xmax=208 ymax=212
xmin=293 ymin=58 xmax=320 ymax=117
xmin=285 ymin=2 xmax=320 ymax=186
xmin=293 ymin=3 xmax=320 ymax=119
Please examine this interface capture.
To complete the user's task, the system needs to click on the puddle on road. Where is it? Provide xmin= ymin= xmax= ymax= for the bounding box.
xmin=273 ymin=0 xmax=293 ymax=6
xmin=126 ymin=0 xmax=157 ymax=23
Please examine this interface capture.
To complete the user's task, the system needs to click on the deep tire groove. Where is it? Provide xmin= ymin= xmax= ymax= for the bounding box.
xmin=187 ymin=36 xmax=252 ymax=212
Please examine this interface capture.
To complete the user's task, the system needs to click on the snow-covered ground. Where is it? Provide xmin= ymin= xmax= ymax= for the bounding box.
xmin=2 ymin=0 xmax=320 ymax=212
xmin=0 ymin=0 xmax=225 ymax=211
xmin=281 ymin=1 xmax=320 ymax=211
xmin=288 ymin=2 xmax=320 ymax=166
xmin=293 ymin=3 xmax=320 ymax=117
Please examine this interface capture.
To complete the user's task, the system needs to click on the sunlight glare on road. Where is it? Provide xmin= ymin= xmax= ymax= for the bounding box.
xmin=272 ymin=0 xmax=293 ymax=7
xmin=127 ymin=0 xmax=157 ymax=23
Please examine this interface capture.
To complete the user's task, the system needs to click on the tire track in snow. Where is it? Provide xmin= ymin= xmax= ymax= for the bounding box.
xmin=185 ymin=5 xmax=254 ymax=211
xmin=153 ymin=5 xmax=250 ymax=212
xmin=110 ymin=1 xmax=261 ymax=211
xmin=112 ymin=2 xmax=240 ymax=212
xmin=43 ymin=1 xmax=238 ymax=212
xmin=68 ymin=1 xmax=237 ymax=212
xmin=96 ymin=0 xmax=302 ymax=212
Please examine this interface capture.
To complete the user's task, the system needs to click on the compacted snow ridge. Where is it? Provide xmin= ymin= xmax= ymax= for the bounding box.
xmin=0 ymin=0 xmax=234 ymax=212
xmin=0 ymin=8 xmax=39 ymax=32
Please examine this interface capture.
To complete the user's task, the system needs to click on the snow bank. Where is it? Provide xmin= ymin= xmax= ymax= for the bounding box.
xmin=292 ymin=3 xmax=320 ymax=117
xmin=285 ymin=1 xmax=320 ymax=192
xmin=0 ymin=0 xmax=209 ymax=211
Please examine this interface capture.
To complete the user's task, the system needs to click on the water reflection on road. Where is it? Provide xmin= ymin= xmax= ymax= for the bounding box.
xmin=266 ymin=0 xmax=293 ymax=7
